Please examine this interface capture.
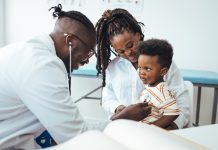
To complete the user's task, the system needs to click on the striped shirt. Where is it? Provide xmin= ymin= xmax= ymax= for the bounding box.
xmin=139 ymin=82 xmax=180 ymax=124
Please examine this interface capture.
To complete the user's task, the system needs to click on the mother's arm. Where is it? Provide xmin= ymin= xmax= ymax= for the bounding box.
xmin=165 ymin=62 xmax=190 ymax=129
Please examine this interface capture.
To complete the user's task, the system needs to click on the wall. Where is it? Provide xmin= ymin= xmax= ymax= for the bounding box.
xmin=0 ymin=0 xmax=5 ymax=47
xmin=2 ymin=0 xmax=218 ymax=125
xmin=3 ymin=0 xmax=218 ymax=73
xmin=4 ymin=0 xmax=55 ymax=43
xmin=71 ymin=77 xmax=108 ymax=120
xmin=137 ymin=0 xmax=218 ymax=73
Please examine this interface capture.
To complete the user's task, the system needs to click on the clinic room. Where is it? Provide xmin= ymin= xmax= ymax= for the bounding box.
xmin=0 ymin=0 xmax=218 ymax=149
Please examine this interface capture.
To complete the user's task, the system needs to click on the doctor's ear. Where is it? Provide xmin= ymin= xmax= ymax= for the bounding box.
xmin=68 ymin=41 xmax=72 ymax=46
xmin=64 ymin=33 xmax=73 ymax=47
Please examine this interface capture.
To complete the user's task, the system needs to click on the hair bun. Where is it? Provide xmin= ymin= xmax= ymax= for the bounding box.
xmin=49 ymin=4 xmax=63 ymax=18
xmin=102 ymin=10 xmax=112 ymax=19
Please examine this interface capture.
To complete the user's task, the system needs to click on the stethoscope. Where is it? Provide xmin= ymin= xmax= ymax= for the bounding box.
xmin=68 ymin=41 xmax=72 ymax=95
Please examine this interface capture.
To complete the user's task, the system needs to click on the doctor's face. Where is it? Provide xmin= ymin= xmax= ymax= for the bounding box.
xmin=110 ymin=31 xmax=141 ymax=63
xmin=64 ymin=32 xmax=96 ymax=72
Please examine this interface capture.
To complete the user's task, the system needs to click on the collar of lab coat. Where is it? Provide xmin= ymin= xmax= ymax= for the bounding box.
xmin=38 ymin=34 xmax=57 ymax=56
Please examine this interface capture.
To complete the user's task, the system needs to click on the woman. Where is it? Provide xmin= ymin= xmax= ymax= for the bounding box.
xmin=96 ymin=8 xmax=190 ymax=129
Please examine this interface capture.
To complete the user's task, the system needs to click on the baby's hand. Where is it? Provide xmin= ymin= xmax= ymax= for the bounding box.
xmin=147 ymin=101 xmax=154 ymax=107
xmin=144 ymin=99 xmax=151 ymax=104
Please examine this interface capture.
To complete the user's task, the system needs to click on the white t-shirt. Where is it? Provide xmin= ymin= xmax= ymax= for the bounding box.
xmin=102 ymin=56 xmax=190 ymax=129
xmin=0 ymin=34 xmax=108 ymax=149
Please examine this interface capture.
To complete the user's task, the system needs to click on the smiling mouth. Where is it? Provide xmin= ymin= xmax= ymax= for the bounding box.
xmin=128 ymin=56 xmax=137 ymax=62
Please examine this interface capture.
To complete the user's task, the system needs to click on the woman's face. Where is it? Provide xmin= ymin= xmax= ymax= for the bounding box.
xmin=110 ymin=31 xmax=141 ymax=63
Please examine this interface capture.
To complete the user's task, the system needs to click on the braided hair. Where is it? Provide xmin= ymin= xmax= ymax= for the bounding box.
xmin=49 ymin=4 xmax=95 ymax=34
xmin=95 ymin=8 xmax=145 ymax=86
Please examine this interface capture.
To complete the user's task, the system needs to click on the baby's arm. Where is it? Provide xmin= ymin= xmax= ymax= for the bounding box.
xmin=149 ymin=83 xmax=179 ymax=129
xmin=150 ymin=115 xmax=179 ymax=129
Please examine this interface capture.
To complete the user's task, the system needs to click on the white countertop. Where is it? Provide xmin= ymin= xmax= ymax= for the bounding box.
xmin=171 ymin=124 xmax=218 ymax=150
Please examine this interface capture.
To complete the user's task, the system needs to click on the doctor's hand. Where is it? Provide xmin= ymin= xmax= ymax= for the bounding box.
xmin=111 ymin=103 xmax=151 ymax=121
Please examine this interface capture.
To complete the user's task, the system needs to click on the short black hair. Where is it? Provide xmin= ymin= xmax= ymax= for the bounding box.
xmin=138 ymin=39 xmax=173 ymax=68
xmin=49 ymin=4 xmax=95 ymax=34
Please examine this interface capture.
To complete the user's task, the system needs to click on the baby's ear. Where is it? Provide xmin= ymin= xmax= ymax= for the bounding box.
xmin=160 ymin=67 xmax=168 ymax=76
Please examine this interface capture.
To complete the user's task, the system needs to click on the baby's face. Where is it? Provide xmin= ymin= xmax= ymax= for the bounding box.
xmin=137 ymin=54 xmax=163 ymax=86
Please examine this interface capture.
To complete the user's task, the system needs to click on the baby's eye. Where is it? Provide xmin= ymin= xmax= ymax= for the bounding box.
xmin=146 ymin=68 xmax=151 ymax=71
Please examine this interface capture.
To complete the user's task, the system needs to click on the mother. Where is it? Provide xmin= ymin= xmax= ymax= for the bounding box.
xmin=95 ymin=8 xmax=190 ymax=129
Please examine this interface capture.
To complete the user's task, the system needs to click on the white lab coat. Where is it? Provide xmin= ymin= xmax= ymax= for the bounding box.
xmin=0 ymin=34 xmax=108 ymax=149
xmin=102 ymin=56 xmax=190 ymax=129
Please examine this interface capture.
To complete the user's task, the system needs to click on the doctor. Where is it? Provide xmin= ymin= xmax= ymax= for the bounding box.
xmin=0 ymin=4 xmax=151 ymax=149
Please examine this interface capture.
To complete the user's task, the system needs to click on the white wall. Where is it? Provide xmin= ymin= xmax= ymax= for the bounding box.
xmin=137 ymin=0 xmax=218 ymax=73
xmin=4 ymin=0 xmax=218 ymax=73
xmin=4 ymin=0 xmax=55 ymax=43
xmin=71 ymin=77 xmax=108 ymax=120
xmin=0 ymin=0 xmax=5 ymax=47
xmin=2 ymin=0 xmax=218 ymax=125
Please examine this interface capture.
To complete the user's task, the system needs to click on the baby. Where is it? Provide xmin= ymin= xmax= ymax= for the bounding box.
xmin=137 ymin=39 xmax=180 ymax=129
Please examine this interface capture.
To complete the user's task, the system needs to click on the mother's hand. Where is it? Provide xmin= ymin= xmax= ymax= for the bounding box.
xmin=111 ymin=103 xmax=151 ymax=121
